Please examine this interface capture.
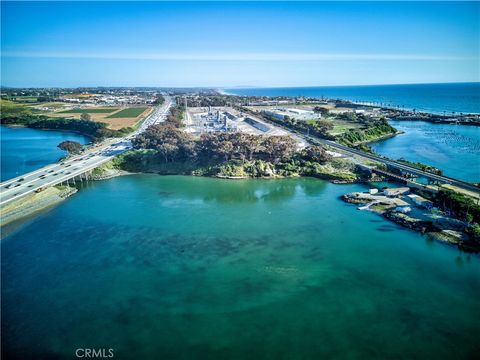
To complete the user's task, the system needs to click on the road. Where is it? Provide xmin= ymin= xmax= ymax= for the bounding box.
xmin=239 ymin=106 xmax=480 ymax=195
xmin=317 ymin=138 xmax=480 ymax=194
xmin=0 ymin=96 xmax=173 ymax=206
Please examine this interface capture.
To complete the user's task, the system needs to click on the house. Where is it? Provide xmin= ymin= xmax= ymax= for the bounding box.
xmin=407 ymin=194 xmax=434 ymax=209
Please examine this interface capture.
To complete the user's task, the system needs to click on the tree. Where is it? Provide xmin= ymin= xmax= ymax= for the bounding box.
xmin=240 ymin=134 xmax=264 ymax=161
xmin=301 ymin=145 xmax=332 ymax=164
xmin=58 ymin=140 xmax=83 ymax=154
xmin=153 ymin=95 xmax=165 ymax=105
xmin=314 ymin=120 xmax=334 ymax=136
xmin=338 ymin=112 xmax=357 ymax=122
xmin=261 ymin=136 xmax=297 ymax=163
xmin=197 ymin=133 xmax=234 ymax=162
xmin=80 ymin=113 xmax=92 ymax=121
xmin=313 ymin=106 xmax=329 ymax=116
xmin=165 ymin=106 xmax=183 ymax=128
xmin=133 ymin=123 xmax=194 ymax=162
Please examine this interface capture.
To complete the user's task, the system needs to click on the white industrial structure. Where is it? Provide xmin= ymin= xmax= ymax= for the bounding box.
xmin=263 ymin=107 xmax=320 ymax=121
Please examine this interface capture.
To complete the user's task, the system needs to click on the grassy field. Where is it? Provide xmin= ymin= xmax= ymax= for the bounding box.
xmin=330 ymin=120 xmax=364 ymax=136
xmin=306 ymin=118 xmax=364 ymax=136
xmin=31 ymin=102 xmax=66 ymax=109
xmin=1 ymin=96 xmax=38 ymax=103
xmin=0 ymin=100 xmax=33 ymax=117
xmin=106 ymin=107 xmax=148 ymax=118
xmin=1 ymin=101 xmax=152 ymax=130
xmin=60 ymin=108 xmax=118 ymax=114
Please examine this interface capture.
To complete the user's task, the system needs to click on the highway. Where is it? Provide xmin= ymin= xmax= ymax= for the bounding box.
xmin=0 ymin=96 xmax=173 ymax=206
xmin=318 ymin=138 xmax=480 ymax=194
xmin=240 ymin=106 xmax=480 ymax=195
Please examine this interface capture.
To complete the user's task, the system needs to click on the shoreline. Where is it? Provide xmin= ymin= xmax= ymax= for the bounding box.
xmin=0 ymin=164 xmax=365 ymax=230
xmin=0 ymin=123 xmax=95 ymax=142
xmin=354 ymin=130 xmax=403 ymax=146
xmin=342 ymin=190 xmax=479 ymax=253
xmin=220 ymin=85 xmax=480 ymax=119
xmin=4 ymin=167 xmax=479 ymax=254
xmin=0 ymin=185 xmax=77 ymax=234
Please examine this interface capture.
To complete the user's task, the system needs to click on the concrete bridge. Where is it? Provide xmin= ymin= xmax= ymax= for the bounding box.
xmin=0 ymin=97 xmax=173 ymax=206
xmin=317 ymin=139 xmax=480 ymax=195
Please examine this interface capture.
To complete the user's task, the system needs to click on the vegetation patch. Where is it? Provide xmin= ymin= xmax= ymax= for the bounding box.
xmin=0 ymin=99 xmax=138 ymax=139
xmin=60 ymin=108 xmax=118 ymax=114
xmin=107 ymin=117 xmax=360 ymax=183
xmin=107 ymin=107 xmax=148 ymax=118
xmin=336 ymin=119 xmax=397 ymax=146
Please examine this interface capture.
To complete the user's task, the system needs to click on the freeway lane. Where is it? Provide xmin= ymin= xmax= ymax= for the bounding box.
xmin=0 ymin=97 xmax=173 ymax=206
xmin=0 ymin=141 xmax=131 ymax=205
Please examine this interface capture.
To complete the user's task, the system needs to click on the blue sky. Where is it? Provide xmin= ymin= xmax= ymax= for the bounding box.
xmin=1 ymin=1 xmax=479 ymax=87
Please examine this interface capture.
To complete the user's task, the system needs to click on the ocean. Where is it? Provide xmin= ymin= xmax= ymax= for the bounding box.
xmin=223 ymin=82 xmax=480 ymax=114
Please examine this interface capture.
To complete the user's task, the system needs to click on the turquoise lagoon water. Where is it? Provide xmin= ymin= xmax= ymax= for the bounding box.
xmin=2 ymin=175 xmax=479 ymax=359
xmin=371 ymin=120 xmax=480 ymax=183
xmin=224 ymin=83 xmax=480 ymax=114
xmin=0 ymin=125 xmax=90 ymax=181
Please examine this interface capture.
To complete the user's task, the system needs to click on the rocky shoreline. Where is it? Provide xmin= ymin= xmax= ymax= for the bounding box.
xmin=90 ymin=168 xmax=133 ymax=181
xmin=1 ymin=185 xmax=78 ymax=230
xmin=342 ymin=190 xmax=479 ymax=253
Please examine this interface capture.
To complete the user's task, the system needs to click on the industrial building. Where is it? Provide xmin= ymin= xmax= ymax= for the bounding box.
xmin=263 ymin=107 xmax=320 ymax=121
xmin=184 ymin=106 xmax=301 ymax=141
xmin=187 ymin=107 xmax=239 ymax=134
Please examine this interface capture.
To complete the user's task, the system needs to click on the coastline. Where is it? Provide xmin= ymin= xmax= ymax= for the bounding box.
xmin=0 ymin=185 xmax=77 ymax=232
xmin=3 ymin=162 xmax=478 ymax=254
xmin=342 ymin=190 xmax=479 ymax=253
xmin=221 ymin=83 xmax=480 ymax=118
xmin=0 ymin=123 xmax=95 ymax=142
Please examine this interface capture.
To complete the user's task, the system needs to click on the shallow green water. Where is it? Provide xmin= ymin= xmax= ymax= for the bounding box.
xmin=2 ymin=175 xmax=479 ymax=359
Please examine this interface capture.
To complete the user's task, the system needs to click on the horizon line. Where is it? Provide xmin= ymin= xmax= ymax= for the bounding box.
xmin=1 ymin=81 xmax=479 ymax=90
xmin=2 ymin=51 xmax=475 ymax=62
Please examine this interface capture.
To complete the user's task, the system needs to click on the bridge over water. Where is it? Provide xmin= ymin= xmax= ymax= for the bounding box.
xmin=318 ymin=139 xmax=480 ymax=195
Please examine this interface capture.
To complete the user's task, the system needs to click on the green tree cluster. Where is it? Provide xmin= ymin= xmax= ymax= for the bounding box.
xmin=153 ymin=95 xmax=165 ymax=105
xmin=337 ymin=119 xmax=396 ymax=146
xmin=58 ymin=140 xmax=83 ymax=154
xmin=133 ymin=124 xmax=302 ymax=165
